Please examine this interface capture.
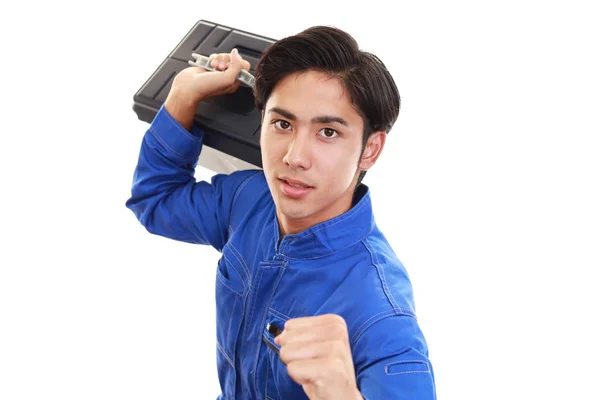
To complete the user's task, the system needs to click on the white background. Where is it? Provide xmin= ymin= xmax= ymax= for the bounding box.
xmin=1 ymin=1 xmax=599 ymax=399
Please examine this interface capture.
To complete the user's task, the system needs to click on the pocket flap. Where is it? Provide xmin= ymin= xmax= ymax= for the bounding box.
xmin=385 ymin=359 xmax=430 ymax=375
xmin=262 ymin=308 xmax=290 ymax=356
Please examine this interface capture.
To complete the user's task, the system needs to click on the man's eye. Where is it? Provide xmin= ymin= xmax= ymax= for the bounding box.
xmin=319 ymin=128 xmax=339 ymax=138
xmin=274 ymin=120 xmax=291 ymax=130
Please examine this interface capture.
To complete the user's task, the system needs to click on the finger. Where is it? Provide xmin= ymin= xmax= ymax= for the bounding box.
xmin=218 ymin=59 xmax=229 ymax=70
xmin=275 ymin=315 xmax=347 ymax=345
xmin=222 ymin=48 xmax=244 ymax=80
xmin=209 ymin=53 xmax=219 ymax=68
xmin=276 ymin=324 xmax=349 ymax=347
xmin=280 ymin=340 xmax=347 ymax=366
xmin=210 ymin=53 xmax=230 ymax=69
xmin=242 ymin=58 xmax=251 ymax=71
xmin=285 ymin=314 xmax=346 ymax=331
xmin=286 ymin=358 xmax=344 ymax=388
xmin=207 ymin=51 xmax=248 ymax=71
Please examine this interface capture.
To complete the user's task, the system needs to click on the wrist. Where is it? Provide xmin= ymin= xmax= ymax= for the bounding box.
xmin=164 ymin=91 xmax=203 ymax=131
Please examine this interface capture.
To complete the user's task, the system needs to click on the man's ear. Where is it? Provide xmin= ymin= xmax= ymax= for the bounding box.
xmin=358 ymin=131 xmax=386 ymax=170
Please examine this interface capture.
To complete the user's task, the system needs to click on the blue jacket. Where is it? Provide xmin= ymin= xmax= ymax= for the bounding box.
xmin=126 ymin=105 xmax=437 ymax=399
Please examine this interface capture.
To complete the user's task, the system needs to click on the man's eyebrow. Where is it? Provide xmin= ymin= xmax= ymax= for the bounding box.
xmin=267 ymin=107 xmax=349 ymax=127
xmin=268 ymin=107 xmax=297 ymax=120
xmin=311 ymin=115 xmax=349 ymax=127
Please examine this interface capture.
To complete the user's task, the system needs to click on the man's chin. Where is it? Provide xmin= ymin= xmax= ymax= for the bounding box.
xmin=279 ymin=207 xmax=311 ymax=220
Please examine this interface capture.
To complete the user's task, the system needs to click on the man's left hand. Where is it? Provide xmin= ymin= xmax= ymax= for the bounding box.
xmin=274 ymin=314 xmax=362 ymax=400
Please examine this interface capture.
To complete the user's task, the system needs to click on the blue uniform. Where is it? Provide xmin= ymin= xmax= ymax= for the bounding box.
xmin=126 ymin=105 xmax=437 ymax=399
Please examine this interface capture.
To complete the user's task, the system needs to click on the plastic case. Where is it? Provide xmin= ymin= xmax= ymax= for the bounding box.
xmin=132 ymin=19 xmax=276 ymax=171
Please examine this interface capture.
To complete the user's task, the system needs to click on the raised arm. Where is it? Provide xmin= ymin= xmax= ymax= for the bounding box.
xmin=125 ymin=49 xmax=254 ymax=251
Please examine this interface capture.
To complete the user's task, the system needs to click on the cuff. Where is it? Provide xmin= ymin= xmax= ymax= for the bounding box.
xmin=148 ymin=104 xmax=205 ymax=161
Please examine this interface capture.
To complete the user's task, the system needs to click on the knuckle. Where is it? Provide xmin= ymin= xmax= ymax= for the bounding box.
xmin=333 ymin=340 xmax=345 ymax=355
xmin=327 ymin=340 xmax=338 ymax=354
xmin=279 ymin=345 xmax=289 ymax=361
xmin=324 ymin=313 xmax=344 ymax=325
xmin=331 ymin=323 xmax=346 ymax=339
xmin=332 ymin=314 xmax=346 ymax=326
xmin=324 ymin=358 xmax=341 ymax=377
xmin=287 ymin=361 xmax=301 ymax=380
xmin=326 ymin=340 xmax=345 ymax=360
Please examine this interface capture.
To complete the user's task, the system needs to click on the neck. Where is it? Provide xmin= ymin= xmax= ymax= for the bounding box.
xmin=277 ymin=190 xmax=356 ymax=238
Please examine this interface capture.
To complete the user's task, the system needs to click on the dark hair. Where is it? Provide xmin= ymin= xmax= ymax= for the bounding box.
xmin=253 ymin=25 xmax=401 ymax=187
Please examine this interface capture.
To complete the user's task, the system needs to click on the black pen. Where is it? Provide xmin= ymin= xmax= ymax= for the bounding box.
xmin=263 ymin=323 xmax=286 ymax=364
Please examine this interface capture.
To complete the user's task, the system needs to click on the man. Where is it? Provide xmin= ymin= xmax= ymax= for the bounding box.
xmin=126 ymin=25 xmax=436 ymax=399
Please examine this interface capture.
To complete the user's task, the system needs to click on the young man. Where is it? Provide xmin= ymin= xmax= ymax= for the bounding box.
xmin=126 ymin=26 xmax=436 ymax=399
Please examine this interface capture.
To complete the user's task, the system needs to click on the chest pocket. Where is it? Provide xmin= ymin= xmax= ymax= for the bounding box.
xmin=262 ymin=309 xmax=286 ymax=400
xmin=215 ymin=244 xmax=250 ymax=397
xmin=261 ymin=308 xmax=308 ymax=399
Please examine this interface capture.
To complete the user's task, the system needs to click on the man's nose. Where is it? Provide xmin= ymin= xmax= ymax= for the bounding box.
xmin=282 ymin=132 xmax=312 ymax=170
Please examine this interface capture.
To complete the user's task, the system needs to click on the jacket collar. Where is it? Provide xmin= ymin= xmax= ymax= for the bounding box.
xmin=272 ymin=184 xmax=375 ymax=260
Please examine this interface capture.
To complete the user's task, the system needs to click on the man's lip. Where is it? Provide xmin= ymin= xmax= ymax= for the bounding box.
xmin=279 ymin=177 xmax=313 ymax=188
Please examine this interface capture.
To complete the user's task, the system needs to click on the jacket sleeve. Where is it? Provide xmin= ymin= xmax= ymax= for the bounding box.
xmin=353 ymin=314 xmax=437 ymax=399
xmin=125 ymin=104 xmax=257 ymax=251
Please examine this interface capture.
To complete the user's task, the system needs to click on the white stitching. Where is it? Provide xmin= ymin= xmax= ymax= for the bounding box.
xmin=231 ymin=170 xmax=261 ymax=209
xmin=148 ymin=126 xmax=191 ymax=161
xmin=216 ymin=270 xmax=243 ymax=296
xmin=254 ymin=262 xmax=287 ymax=399
xmin=225 ymin=295 xmax=238 ymax=353
xmin=279 ymin=195 xmax=371 ymax=259
xmin=222 ymin=252 xmax=246 ymax=290
xmin=384 ymin=360 xmax=427 ymax=370
xmin=294 ymin=194 xmax=369 ymax=240
xmin=282 ymin=231 xmax=374 ymax=261
xmin=229 ymin=243 xmax=251 ymax=279
xmin=216 ymin=340 xmax=234 ymax=368
xmin=265 ymin=350 xmax=270 ymax=399
xmin=363 ymin=238 xmax=402 ymax=311
xmin=162 ymin=107 xmax=204 ymax=142
xmin=269 ymin=308 xmax=292 ymax=321
xmin=243 ymin=268 xmax=264 ymax=342
xmin=351 ymin=309 xmax=396 ymax=344
xmin=386 ymin=370 xmax=431 ymax=375
xmin=384 ymin=360 xmax=430 ymax=375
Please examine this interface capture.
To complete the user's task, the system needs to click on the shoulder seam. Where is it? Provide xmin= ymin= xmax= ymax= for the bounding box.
xmin=231 ymin=170 xmax=263 ymax=210
xmin=361 ymin=238 xmax=405 ymax=313
xmin=351 ymin=312 xmax=417 ymax=348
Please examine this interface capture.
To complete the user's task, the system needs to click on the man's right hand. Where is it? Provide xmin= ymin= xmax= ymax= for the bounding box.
xmin=164 ymin=48 xmax=251 ymax=131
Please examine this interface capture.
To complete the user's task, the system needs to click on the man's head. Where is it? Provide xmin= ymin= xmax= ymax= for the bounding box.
xmin=253 ymin=25 xmax=400 ymax=235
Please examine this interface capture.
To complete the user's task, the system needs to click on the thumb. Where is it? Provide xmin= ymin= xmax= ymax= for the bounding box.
xmin=223 ymin=48 xmax=243 ymax=80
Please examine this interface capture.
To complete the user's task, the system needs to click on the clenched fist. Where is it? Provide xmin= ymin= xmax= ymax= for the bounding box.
xmin=274 ymin=314 xmax=363 ymax=400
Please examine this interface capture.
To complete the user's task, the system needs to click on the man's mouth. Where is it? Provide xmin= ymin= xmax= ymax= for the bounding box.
xmin=283 ymin=180 xmax=309 ymax=189
xmin=279 ymin=177 xmax=313 ymax=189
xmin=278 ymin=177 xmax=314 ymax=199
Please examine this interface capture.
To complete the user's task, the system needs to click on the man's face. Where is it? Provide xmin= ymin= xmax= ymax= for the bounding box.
xmin=260 ymin=70 xmax=378 ymax=235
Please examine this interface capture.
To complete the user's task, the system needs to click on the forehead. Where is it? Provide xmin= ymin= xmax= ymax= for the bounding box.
xmin=265 ymin=71 xmax=364 ymax=128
